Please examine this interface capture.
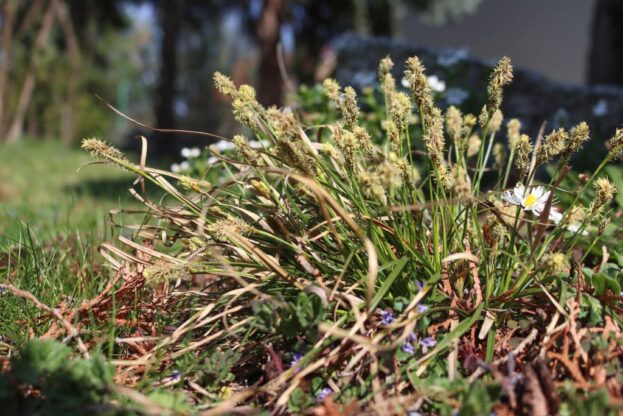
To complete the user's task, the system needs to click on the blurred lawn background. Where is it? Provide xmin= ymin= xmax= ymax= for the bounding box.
xmin=0 ymin=140 xmax=136 ymax=245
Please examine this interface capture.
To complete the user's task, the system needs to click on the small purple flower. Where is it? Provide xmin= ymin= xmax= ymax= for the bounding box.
xmin=170 ymin=370 xmax=181 ymax=381
xmin=420 ymin=337 xmax=436 ymax=352
xmin=402 ymin=341 xmax=415 ymax=354
xmin=417 ymin=304 xmax=429 ymax=314
xmin=380 ymin=310 xmax=394 ymax=325
xmin=316 ymin=387 xmax=332 ymax=401
xmin=415 ymin=280 xmax=424 ymax=290
xmin=290 ymin=352 xmax=303 ymax=368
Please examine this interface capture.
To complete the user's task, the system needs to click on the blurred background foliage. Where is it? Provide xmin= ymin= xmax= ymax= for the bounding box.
xmin=1 ymin=0 xmax=619 ymax=152
xmin=2 ymin=0 xmax=623 ymax=237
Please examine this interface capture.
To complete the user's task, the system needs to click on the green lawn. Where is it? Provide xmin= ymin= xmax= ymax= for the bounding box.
xmin=0 ymin=140 xmax=141 ymax=348
xmin=0 ymin=140 xmax=137 ymax=244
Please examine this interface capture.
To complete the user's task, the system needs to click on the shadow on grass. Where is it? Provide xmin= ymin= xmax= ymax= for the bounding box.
xmin=63 ymin=177 xmax=160 ymax=201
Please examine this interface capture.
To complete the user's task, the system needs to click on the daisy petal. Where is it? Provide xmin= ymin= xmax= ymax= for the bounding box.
xmin=502 ymin=190 xmax=520 ymax=205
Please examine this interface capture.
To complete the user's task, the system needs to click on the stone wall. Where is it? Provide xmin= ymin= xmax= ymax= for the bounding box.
xmin=331 ymin=33 xmax=623 ymax=167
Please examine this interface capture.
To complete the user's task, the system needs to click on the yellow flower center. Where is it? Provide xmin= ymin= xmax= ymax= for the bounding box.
xmin=523 ymin=194 xmax=537 ymax=208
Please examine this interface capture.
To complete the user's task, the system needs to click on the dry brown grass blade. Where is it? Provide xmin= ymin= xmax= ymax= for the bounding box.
xmin=0 ymin=283 xmax=90 ymax=358
xmin=118 ymin=235 xmax=182 ymax=264
xmin=223 ymin=229 xmax=304 ymax=289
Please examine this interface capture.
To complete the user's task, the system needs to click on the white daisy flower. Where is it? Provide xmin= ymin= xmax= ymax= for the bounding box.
xmin=180 ymin=161 xmax=190 ymax=171
xmin=180 ymin=147 xmax=191 ymax=158
xmin=502 ymin=183 xmax=551 ymax=216
xmin=502 ymin=183 xmax=589 ymax=234
xmin=171 ymin=163 xmax=181 ymax=173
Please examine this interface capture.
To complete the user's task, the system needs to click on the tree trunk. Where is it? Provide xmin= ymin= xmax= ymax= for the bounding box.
xmin=5 ymin=0 xmax=57 ymax=143
xmin=0 ymin=0 xmax=16 ymax=136
xmin=257 ymin=0 xmax=283 ymax=107
xmin=55 ymin=0 xmax=80 ymax=145
xmin=587 ymin=0 xmax=623 ymax=86
xmin=154 ymin=0 xmax=180 ymax=154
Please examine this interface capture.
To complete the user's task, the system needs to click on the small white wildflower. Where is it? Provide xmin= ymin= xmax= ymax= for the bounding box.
xmin=207 ymin=156 xmax=218 ymax=164
xmin=593 ymin=99 xmax=608 ymax=117
xmin=180 ymin=160 xmax=190 ymax=171
xmin=567 ymin=223 xmax=589 ymax=236
xmin=445 ymin=88 xmax=469 ymax=105
xmin=401 ymin=76 xmax=409 ymax=88
xmin=214 ymin=140 xmax=235 ymax=152
xmin=502 ymin=183 xmax=552 ymax=218
xmin=428 ymin=75 xmax=446 ymax=92
xmin=545 ymin=206 xmax=589 ymax=235
xmin=181 ymin=147 xmax=201 ymax=158
xmin=171 ymin=163 xmax=181 ymax=173
xmin=249 ymin=140 xmax=262 ymax=148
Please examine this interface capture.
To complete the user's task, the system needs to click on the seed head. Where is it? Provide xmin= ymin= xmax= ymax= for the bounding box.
xmin=393 ymin=157 xmax=421 ymax=186
xmin=463 ymin=114 xmax=477 ymax=129
xmin=599 ymin=217 xmax=611 ymax=235
xmin=378 ymin=56 xmax=394 ymax=80
xmin=569 ymin=122 xmax=590 ymax=152
xmin=451 ymin=165 xmax=471 ymax=199
xmin=507 ymin=118 xmax=521 ymax=151
xmin=404 ymin=56 xmax=434 ymax=117
xmin=593 ymin=177 xmax=616 ymax=208
xmin=487 ymin=109 xmax=504 ymax=133
xmin=385 ymin=120 xmax=400 ymax=151
xmin=514 ymin=134 xmax=533 ymax=178
xmin=249 ymin=178 xmax=272 ymax=199
xmin=341 ymin=86 xmax=359 ymax=129
xmin=382 ymin=73 xmax=396 ymax=96
xmin=353 ymin=126 xmax=373 ymax=155
xmin=542 ymin=252 xmax=568 ymax=275
xmin=81 ymin=138 xmax=128 ymax=164
xmin=238 ymin=85 xmax=257 ymax=103
xmin=466 ymin=134 xmax=482 ymax=158
xmin=319 ymin=143 xmax=343 ymax=165
xmin=487 ymin=56 xmax=513 ymax=112
xmin=322 ymin=78 xmax=341 ymax=103
xmin=232 ymin=98 xmax=259 ymax=131
xmin=178 ymin=175 xmax=199 ymax=192
xmin=332 ymin=124 xmax=358 ymax=167
xmin=608 ymin=128 xmax=623 ymax=159
xmin=389 ymin=92 xmax=412 ymax=132
xmin=376 ymin=160 xmax=402 ymax=189
xmin=567 ymin=205 xmax=586 ymax=224
xmin=233 ymin=135 xmax=264 ymax=166
xmin=536 ymin=128 xmax=568 ymax=164
xmin=445 ymin=106 xmax=463 ymax=142
xmin=358 ymin=171 xmax=385 ymax=200
xmin=493 ymin=143 xmax=505 ymax=170
xmin=213 ymin=72 xmax=238 ymax=98
xmin=208 ymin=217 xmax=252 ymax=242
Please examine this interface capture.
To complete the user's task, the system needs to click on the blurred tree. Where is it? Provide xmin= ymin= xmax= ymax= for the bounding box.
xmin=153 ymin=0 xmax=180 ymax=154
xmin=587 ymin=0 xmax=623 ymax=86
xmin=0 ymin=0 xmax=134 ymax=144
